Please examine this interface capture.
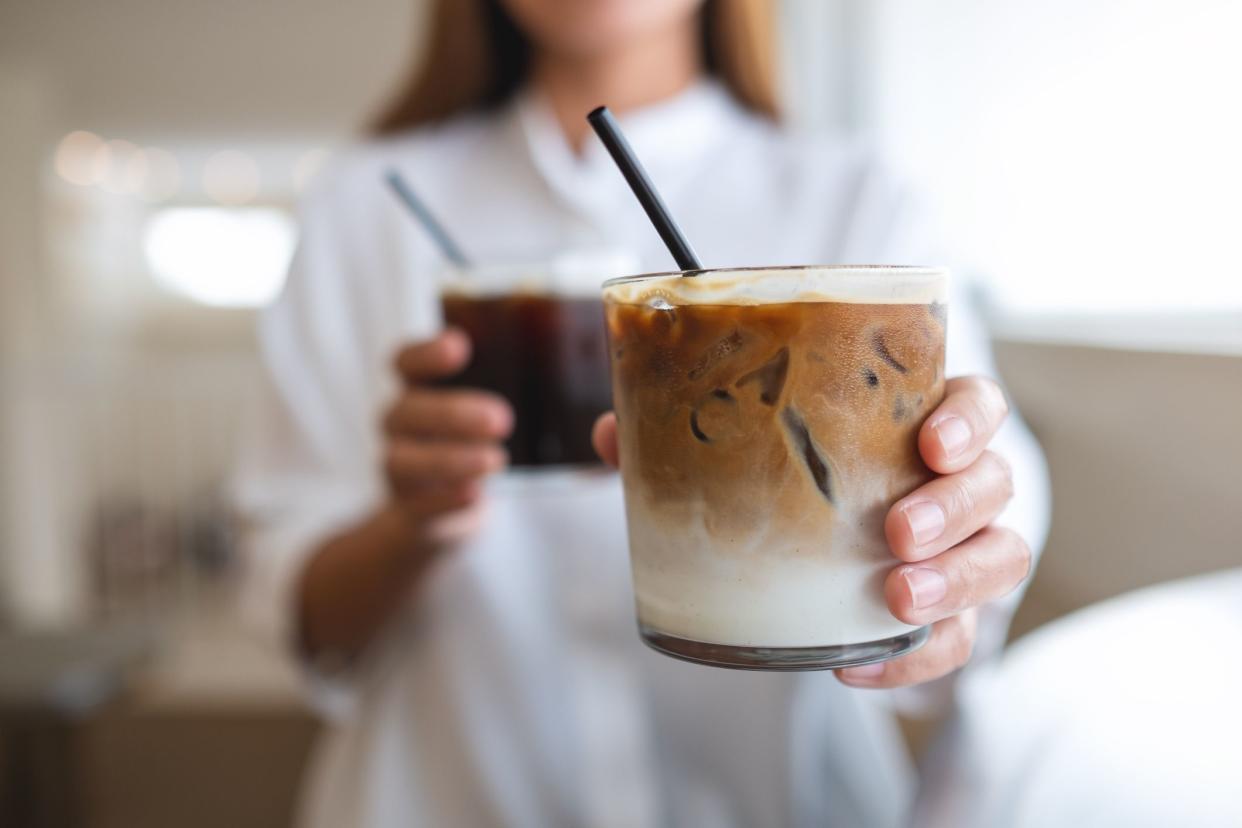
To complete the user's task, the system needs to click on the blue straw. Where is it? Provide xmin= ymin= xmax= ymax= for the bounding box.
xmin=385 ymin=170 xmax=472 ymax=268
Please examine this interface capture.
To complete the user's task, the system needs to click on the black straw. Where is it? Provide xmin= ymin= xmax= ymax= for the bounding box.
xmin=385 ymin=170 xmax=472 ymax=268
xmin=586 ymin=106 xmax=703 ymax=272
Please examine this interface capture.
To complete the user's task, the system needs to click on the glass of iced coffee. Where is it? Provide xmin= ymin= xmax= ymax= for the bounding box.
xmin=604 ymin=265 xmax=948 ymax=670
xmin=439 ymin=252 xmax=633 ymax=468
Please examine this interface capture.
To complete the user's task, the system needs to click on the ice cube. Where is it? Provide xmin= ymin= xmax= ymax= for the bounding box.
xmin=781 ymin=407 xmax=835 ymax=505
xmin=736 ymin=347 xmax=789 ymax=406
xmin=687 ymin=330 xmax=744 ymax=380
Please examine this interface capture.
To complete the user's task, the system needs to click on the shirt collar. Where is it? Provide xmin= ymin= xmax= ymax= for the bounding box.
xmin=508 ymin=78 xmax=743 ymax=218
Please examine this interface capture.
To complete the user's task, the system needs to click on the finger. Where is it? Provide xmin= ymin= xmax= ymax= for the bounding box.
xmin=919 ymin=376 xmax=1010 ymax=474
xmin=592 ymin=412 xmax=619 ymax=468
xmin=393 ymin=328 xmax=471 ymax=383
xmin=385 ymin=440 xmax=507 ymax=490
xmin=884 ymin=526 xmax=1032 ymax=627
xmin=393 ymin=479 xmax=484 ymax=520
xmin=885 ymin=450 xmax=1015 ymax=562
xmin=383 ymin=389 xmax=513 ymax=441
xmin=836 ymin=611 xmax=977 ymax=688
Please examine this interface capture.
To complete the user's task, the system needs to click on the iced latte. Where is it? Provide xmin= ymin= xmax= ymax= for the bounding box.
xmin=604 ymin=266 xmax=948 ymax=670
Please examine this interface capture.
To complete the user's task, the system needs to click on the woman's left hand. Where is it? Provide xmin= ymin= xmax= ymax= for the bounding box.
xmin=591 ymin=374 xmax=1032 ymax=689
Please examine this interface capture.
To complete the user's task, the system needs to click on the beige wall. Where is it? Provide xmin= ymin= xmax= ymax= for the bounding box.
xmin=997 ymin=341 xmax=1242 ymax=638
xmin=0 ymin=67 xmax=75 ymax=623
xmin=0 ymin=0 xmax=421 ymax=139
xmin=0 ymin=0 xmax=421 ymax=624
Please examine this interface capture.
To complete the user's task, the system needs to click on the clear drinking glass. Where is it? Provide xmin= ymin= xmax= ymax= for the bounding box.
xmin=603 ymin=265 xmax=948 ymax=670
xmin=436 ymin=250 xmax=635 ymax=469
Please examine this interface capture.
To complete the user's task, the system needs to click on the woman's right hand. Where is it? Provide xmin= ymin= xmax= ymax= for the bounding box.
xmin=383 ymin=329 xmax=513 ymax=551
xmin=297 ymin=329 xmax=510 ymax=658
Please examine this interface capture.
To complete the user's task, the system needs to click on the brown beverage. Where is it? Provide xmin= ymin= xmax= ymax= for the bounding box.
xmin=604 ymin=266 xmax=948 ymax=670
xmin=441 ymin=291 xmax=612 ymax=467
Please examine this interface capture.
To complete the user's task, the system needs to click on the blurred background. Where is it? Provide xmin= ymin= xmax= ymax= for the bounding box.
xmin=1 ymin=1 xmax=1239 ymax=825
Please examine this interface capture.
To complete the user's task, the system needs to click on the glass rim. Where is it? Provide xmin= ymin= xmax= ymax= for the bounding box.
xmin=602 ymin=263 xmax=948 ymax=289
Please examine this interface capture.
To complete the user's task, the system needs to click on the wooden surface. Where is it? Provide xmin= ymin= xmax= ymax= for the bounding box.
xmin=77 ymin=703 xmax=318 ymax=828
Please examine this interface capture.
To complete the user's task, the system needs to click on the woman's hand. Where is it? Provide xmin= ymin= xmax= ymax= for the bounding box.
xmin=591 ymin=375 xmax=1031 ymax=689
xmin=297 ymin=329 xmax=512 ymax=659
xmin=384 ymin=329 xmax=513 ymax=550
xmin=835 ymin=375 xmax=1030 ymax=686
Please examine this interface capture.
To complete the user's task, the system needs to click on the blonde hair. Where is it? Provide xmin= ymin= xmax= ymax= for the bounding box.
xmin=373 ymin=0 xmax=779 ymax=134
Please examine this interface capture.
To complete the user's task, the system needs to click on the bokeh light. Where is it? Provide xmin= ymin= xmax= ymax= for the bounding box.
xmin=54 ymin=130 xmax=108 ymax=186
xmin=202 ymin=150 xmax=260 ymax=206
xmin=292 ymin=147 xmax=331 ymax=194
xmin=120 ymin=148 xmax=151 ymax=196
xmin=100 ymin=139 xmax=139 ymax=194
xmin=141 ymin=147 xmax=182 ymax=202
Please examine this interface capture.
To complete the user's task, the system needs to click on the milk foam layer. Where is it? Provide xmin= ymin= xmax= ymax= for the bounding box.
xmin=604 ymin=265 xmax=947 ymax=307
xmin=441 ymin=248 xmax=640 ymax=299
xmin=605 ymin=266 xmax=948 ymax=649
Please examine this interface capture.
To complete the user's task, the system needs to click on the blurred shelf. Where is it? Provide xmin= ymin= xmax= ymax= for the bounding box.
xmin=127 ymin=595 xmax=307 ymax=711
xmin=0 ymin=623 xmax=155 ymax=716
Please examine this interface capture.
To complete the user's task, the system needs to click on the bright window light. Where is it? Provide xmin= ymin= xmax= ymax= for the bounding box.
xmin=143 ymin=207 xmax=294 ymax=307
xmin=869 ymin=0 xmax=1242 ymax=314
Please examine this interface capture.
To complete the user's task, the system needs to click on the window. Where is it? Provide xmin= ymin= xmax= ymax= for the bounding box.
xmin=864 ymin=0 xmax=1242 ymax=315
xmin=143 ymin=207 xmax=295 ymax=307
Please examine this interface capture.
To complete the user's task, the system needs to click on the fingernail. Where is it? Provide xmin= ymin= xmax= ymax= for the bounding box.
xmin=903 ymin=566 xmax=948 ymax=609
xmin=902 ymin=501 xmax=945 ymax=547
xmin=933 ymin=416 xmax=971 ymax=460
xmin=840 ymin=662 xmax=885 ymax=682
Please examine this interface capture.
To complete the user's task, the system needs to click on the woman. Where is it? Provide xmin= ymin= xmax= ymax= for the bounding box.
xmin=234 ymin=1 xmax=1050 ymax=826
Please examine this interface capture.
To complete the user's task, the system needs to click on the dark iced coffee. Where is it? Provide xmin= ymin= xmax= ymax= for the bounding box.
xmin=604 ymin=265 xmax=948 ymax=670
xmin=441 ymin=290 xmax=611 ymax=466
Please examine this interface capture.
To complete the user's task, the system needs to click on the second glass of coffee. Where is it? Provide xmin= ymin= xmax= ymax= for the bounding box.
xmin=604 ymin=265 xmax=948 ymax=670
xmin=438 ymin=260 xmax=619 ymax=468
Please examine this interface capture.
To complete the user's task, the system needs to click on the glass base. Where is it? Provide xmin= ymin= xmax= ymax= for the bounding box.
xmin=639 ymin=623 xmax=931 ymax=672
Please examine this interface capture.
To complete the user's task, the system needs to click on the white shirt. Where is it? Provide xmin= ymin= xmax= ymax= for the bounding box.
xmin=233 ymin=81 xmax=1050 ymax=828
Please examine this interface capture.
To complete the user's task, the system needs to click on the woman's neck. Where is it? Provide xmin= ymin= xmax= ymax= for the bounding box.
xmin=531 ymin=20 xmax=704 ymax=153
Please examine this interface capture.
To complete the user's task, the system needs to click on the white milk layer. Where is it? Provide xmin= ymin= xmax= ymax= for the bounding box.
xmin=623 ymin=483 xmax=920 ymax=648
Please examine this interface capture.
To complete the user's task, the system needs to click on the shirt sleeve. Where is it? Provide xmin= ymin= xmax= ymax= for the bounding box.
xmin=230 ymin=177 xmax=391 ymax=717
xmin=841 ymin=157 xmax=1052 ymax=713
